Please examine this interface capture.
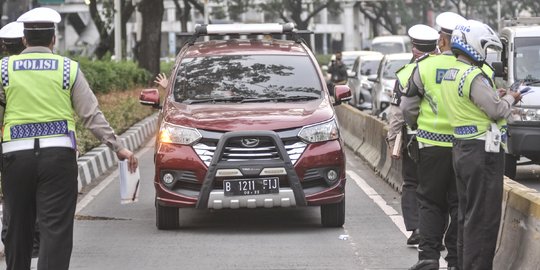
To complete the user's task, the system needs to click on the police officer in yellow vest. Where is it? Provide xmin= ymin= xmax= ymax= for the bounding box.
xmin=0 ymin=7 xmax=138 ymax=270
xmin=440 ymin=20 xmax=520 ymax=270
xmin=386 ymin=24 xmax=438 ymax=247
xmin=401 ymin=12 xmax=469 ymax=270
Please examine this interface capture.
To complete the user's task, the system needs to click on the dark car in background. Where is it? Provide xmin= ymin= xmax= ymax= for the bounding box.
xmin=139 ymin=23 xmax=351 ymax=230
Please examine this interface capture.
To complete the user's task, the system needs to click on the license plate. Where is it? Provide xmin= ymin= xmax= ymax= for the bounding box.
xmin=223 ymin=177 xmax=280 ymax=196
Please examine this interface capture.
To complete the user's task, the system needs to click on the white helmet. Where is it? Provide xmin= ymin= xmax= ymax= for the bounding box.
xmin=451 ymin=20 xmax=502 ymax=64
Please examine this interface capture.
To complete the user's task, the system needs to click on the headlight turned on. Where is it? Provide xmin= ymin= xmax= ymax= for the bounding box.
xmin=512 ymin=107 xmax=540 ymax=122
xmin=159 ymin=122 xmax=202 ymax=145
xmin=298 ymin=119 xmax=339 ymax=143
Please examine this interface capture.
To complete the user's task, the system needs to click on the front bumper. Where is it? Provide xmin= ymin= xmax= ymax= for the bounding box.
xmin=507 ymin=121 xmax=540 ymax=161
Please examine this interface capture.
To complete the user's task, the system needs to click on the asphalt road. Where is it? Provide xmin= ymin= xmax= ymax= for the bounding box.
xmin=1 ymin=139 xmax=455 ymax=270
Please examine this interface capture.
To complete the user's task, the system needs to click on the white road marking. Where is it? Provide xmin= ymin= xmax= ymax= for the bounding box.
xmin=75 ymin=143 xmax=153 ymax=215
xmin=347 ymin=170 xmax=448 ymax=268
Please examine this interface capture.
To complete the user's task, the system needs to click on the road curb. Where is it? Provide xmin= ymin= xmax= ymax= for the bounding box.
xmin=76 ymin=114 xmax=158 ymax=192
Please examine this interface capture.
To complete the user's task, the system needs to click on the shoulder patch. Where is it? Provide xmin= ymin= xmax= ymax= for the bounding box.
xmin=480 ymin=76 xmax=492 ymax=88
xmin=443 ymin=68 xmax=459 ymax=81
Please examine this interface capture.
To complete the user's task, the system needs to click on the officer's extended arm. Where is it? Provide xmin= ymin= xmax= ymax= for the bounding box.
xmin=469 ymin=74 xmax=516 ymax=121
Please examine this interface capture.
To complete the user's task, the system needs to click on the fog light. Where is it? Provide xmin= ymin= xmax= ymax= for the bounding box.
xmin=327 ymin=170 xmax=338 ymax=182
xmin=163 ymin=173 xmax=174 ymax=184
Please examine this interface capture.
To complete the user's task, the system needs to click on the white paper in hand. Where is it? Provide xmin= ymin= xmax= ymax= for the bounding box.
xmin=119 ymin=160 xmax=140 ymax=204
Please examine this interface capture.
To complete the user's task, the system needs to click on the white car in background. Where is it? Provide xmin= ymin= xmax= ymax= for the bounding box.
xmin=370 ymin=53 xmax=413 ymax=116
xmin=347 ymin=53 xmax=384 ymax=110
xmin=371 ymin=35 xmax=412 ymax=54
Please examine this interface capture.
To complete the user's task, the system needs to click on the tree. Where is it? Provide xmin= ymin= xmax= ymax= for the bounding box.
xmin=257 ymin=0 xmax=341 ymax=30
xmin=88 ymin=0 xmax=135 ymax=59
xmin=137 ymin=0 xmax=164 ymax=77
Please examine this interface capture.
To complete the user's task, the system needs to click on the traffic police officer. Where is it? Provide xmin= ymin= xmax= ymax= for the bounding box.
xmin=386 ymin=24 xmax=438 ymax=246
xmin=0 ymin=7 xmax=138 ymax=270
xmin=401 ymin=12 xmax=467 ymax=270
xmin=440 ymin=20 xmax=520 ymax=270
xmin=0 ymin=22 xmax=25 ymax=56
xmin=0 ymin=20 xmax=43 ymax=258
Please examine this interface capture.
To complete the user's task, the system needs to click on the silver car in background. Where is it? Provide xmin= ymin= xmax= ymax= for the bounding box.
xmin=347 ymin=53 xmax=384 ymax=110
xmin=370 ymin=53 xmax=413 ymax=116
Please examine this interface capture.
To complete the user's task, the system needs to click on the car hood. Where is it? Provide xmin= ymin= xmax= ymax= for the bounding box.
xmin=162 ymin=99 xmax=335 ymax=131
xmin=517 ymin=85 xmax=540 ymax=107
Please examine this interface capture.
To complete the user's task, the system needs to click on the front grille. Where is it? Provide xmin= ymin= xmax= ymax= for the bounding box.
xmin=194 ymin=137 xmax=307 ymax=166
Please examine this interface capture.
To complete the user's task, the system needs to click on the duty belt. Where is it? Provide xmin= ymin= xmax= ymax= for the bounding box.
xmin=2 ymin=136 xmax=74 ymax=154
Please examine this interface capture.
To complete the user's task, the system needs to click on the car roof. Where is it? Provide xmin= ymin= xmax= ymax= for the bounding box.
xmin=384 ymin=52 xmax=413 ymax=61
xmin=506 ymin=25 xmax=540 ymax=38
xmin=181 ymin=39 xmax=308 ymax=58
xmin=372 ymin=35 xmax=410 ymax=43
xmin=358 ymin=54 xmax=384 ymax=61
xmin=341 ymin=50 xmax=382 ymax=56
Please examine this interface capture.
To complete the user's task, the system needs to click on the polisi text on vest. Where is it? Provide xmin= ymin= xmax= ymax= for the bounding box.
xmin=13 ymin=59 xmax=58 ymax=71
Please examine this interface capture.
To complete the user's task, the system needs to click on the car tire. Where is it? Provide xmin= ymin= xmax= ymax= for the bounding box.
xmin=320 ymin=198 xmax=345 ymax=227
xmin=156 ymin=199 xmax=180 ymax=230
xmin=504 ymin=153 xmax=517 ymax=179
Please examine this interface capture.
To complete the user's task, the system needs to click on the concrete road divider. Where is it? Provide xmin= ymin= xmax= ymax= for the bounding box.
xmin=335 ymin=104 xmax=540 ymax=267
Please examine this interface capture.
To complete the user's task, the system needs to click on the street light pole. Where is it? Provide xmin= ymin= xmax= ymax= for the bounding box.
xmin=114 ymin=0 xmax=122 ymax=61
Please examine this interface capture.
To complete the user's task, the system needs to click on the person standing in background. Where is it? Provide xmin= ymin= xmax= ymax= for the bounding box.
xmin=386 ymin=24 xmax=439 ymax=248
xmin=401 ymin=12 xmax=468 ymax=270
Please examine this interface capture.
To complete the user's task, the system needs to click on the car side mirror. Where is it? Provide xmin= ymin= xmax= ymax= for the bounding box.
xmin=334 ymin=85 xmax=352 ymax=106
xmin=492 ymin=61 xmax=505 ymax=78
xmin=139 ymin=88 xmax=161 ymax=109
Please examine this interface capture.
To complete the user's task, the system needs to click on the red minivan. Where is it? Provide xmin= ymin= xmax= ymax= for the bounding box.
xmin=140 ymin=23 xmax=351 ymax=229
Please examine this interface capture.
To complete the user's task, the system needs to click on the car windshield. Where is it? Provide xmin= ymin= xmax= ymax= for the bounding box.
xmin=383 ymin=59 xmax=410 ymax=79
xmin=342 ymin=55 xmax=357 ymax=70
xmin=173 ymin=55 xmax=322 ymax=103
xmin=372 ymin=43 xmax=404 ymax=54
xmin=514 ymin=37 xmax=540 ymax=81
xmin=360 ymin=59 xmax=381 ymax=76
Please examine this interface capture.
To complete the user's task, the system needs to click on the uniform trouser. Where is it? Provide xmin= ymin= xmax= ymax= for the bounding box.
xmin=1 ymin=147 xmax=78 ymax=270
xmin=453 ymin=140 xmax=503 ymax=270
xmin=401 ymin=138 xmax=419 ymax=231
xmin=417 ymin=146 xmax=458 ymax=266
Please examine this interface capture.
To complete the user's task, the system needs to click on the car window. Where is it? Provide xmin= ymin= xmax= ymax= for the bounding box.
xmin=360 ymin=59 xmax=381 ymax=76
xmin=342 ymin=55 xmax=357 ymax=70
xmin=514 ymin=37 xmax=540 ymax=81
xmin=382 ymin=59 xmax=410 ymax=79
xmin=173 ymin=55 xmax=322 ymax=102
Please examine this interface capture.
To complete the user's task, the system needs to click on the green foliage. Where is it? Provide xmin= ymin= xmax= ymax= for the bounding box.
xmin=75 ymin=58 xmax=151 ymax=94
xmin=160 ymin=60 xmax=176 ymax=75
xmin=315 ymin=54 xmax=332 ymax=67
xmin=75 ymin=88 xmax=155 ymax=154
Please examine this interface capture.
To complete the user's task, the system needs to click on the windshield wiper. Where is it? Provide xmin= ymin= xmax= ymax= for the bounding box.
xmin=186 ymin=96 xmax=246 ymax=104
xmin=524 ymin=79 xmax=540 ymax=86
xmin=241 ymin=96 xmax=319 ymax=103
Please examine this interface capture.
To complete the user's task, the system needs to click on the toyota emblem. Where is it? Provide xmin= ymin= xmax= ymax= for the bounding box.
xmin=241 ymin=138 xmax=260 ymax=148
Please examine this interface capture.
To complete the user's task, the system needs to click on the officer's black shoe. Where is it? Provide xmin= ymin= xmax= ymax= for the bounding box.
xmin=408 ymin=259 xmax=439 ymax=270
xmin=407 ymin=228 xmax=421 ymax=245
